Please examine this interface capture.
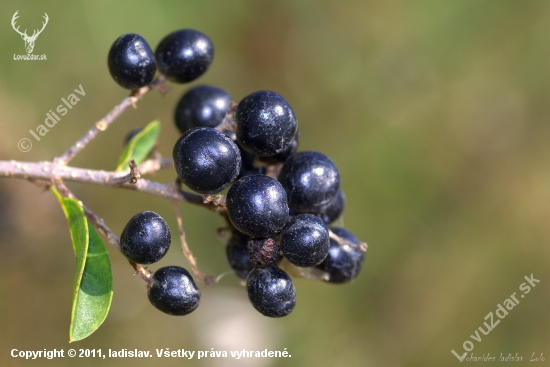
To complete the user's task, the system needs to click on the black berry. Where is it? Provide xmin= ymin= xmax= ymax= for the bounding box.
xmin=173 ymin=127 xmax=241 ymax=194
xmin=278 ymin=151 xmax=340 ymax=213
xmin=248 ymin=238 xmax=279 ymax=268
xmin=147 ymin=266 xmax=200 ymax=315
xmin=174 ymin=85 xmax=231 ymax=134
xmin=226 ymin=174 xmax=289 ymax=237
xmin=225 ymin=230 xmax=254 ymax=280
xmin=247 ymin=267 xmax=296 ymax=317
xmin=155 ymin=29 xmax=214 ymax=83
xmin=235 ymin=91 xmax=297 ymax=157
xmin=120 ymin=211 xmax=171 ymax=264
xmin=259 ymin=130 xmax=299 ymax=165
xmin=318 ymin=227 xmax=365 ymax=283
xmin=318 ymin=189 xmax=345 ymax=224
xmin=108 ymin=34 xmax=156 ymax=90
xmin=280 ymin=214 xmax=329 ymax=267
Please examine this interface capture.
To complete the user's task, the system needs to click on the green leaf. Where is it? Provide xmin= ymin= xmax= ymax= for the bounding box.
xmin=116 ymin=120 xmax=160 ymax=171
xmin=51 ymin=187 xmax=113 ymax=342
xmin=70 ymin=222 xmax=113 ymax=342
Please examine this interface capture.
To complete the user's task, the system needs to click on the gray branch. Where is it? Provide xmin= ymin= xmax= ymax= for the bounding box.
xmin=0 ymin=159 xmax=221 ymax=211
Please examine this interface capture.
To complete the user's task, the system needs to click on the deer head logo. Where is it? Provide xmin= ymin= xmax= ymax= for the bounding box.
xmin=11 ymin=11 xmax=49 ymax=54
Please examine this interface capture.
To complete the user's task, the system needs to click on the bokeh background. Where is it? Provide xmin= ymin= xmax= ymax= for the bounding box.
xmin=1 ymin=1 xmax=549 ymax=366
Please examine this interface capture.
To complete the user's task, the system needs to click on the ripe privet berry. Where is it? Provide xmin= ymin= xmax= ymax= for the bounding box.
xmin=226 ymin=174 xmax=289 ymax=238
xmin=248 ymin=238 xmax=279 ymax=268
xmin=147 ymin=266 xmax=200 ymax=315
xmin=225 ymin=230 xmax=254 ymax=280
xmin=259 ymin=130 xmax=299 ymax=165
xmin=318 ymin=189 xmax=345 ymax=224
xmin=247 ymin=267 xmax=296 ymax=317
xmin=108 ymin=34 xmax=156 ymax=90
xmin=235 ymin=91 xmax=297 ymax=157
xmin=155 ymin=29 xmax=214 ymax=83
xmin=278 ymin=151 xmax=341 ymax=213
xmin=280 ymin=214 xmax=329 ymax=267
xmin=120 ymin=211 xmax=171 ymax=264
xmin=318 ymin=227 xmax=365 ymax=283
xmin=174 ymin=85 xmax=231 ymax=134
xmin=173 ymin=127 xmax=241 ymax=194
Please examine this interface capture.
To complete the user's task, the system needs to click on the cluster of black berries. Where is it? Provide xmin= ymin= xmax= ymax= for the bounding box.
xmin=108 ymin=29 xmax=213 ymax=88
xmin=109 ymin=28 xmax=366 ymax=319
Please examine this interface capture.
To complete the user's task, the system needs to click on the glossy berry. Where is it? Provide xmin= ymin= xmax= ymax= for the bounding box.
xmin=147 ymin=266 xmax=200 ymax=315
xmin=225 ymin=230 xmax=254 ymax=280
xmin=278 ymin=151 xmax=340 ymax=213
xmin=174 ymin=85 xmax=231 ymax=134
xmin=226 ymin=174 xmax=289 ymax=237
xmin=318 ymin=227 xmax=365 ymax=283
xmin=235 ymin=91 xmax=297 ymax=157
xmin=120 ymin=211 xmax=171 ymax=264
xmin=318 ymin=189 xmax=345 ymax=224
xmin=155 ymin=29 xmax=214 ymax=83
xmin=259 ymin=130 xmax=299 ymax=165
xmin=247 ymin=267 xmax=296 ymax=317
xmin=280 ymin=214 xmax=329 ymax=267
xmin=108 ymin=34 xmax=156 ymax=90
xmin=248 ymin=238 xmax=279 ymax=268
xmin=173 ymin=127 xmax=241 ymax=194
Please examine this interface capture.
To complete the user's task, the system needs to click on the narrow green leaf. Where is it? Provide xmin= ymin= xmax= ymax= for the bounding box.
xmin=51 ymin=188 xmax=88 ymax=290
xmin=116 ymin=120 xmax=160 ymax=171
xmin=51 ymin=187 xmax=113 ymax=342
xmin=70 ymin=222 xmax=113 ymax=342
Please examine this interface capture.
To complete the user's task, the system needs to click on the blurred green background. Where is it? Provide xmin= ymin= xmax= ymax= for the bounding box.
xmin=1 ymin=1 xmax=549 ymax=366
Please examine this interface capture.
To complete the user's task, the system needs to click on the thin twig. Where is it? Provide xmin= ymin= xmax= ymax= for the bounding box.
xmin=57 ymin=76 xmax=166 ymax=165
xmin=0 ymin=159 xmax=223 ymax=212
xmin=213 ymin=270 xmax=235 ymax=284
xmin=54 ymin=179 xmax=153 ymax=286
xmin=137 ymin=157 xmax=173 ymax=176
xmin=328 ymin=229 xmax=368 ymax=252
xmin=108 ymin=160 xmax=140 ymax=186
xmin=172 ymin=199 xmax=213 ymax=286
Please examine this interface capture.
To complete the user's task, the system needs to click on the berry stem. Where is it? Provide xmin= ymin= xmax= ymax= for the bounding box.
xmin=265 ymin=164 xmax=282 ymax=179
xmin=328 ymin=229 xmax=368 ymax=252
xmin=278 ymin=258 xmax=330 ymax=281
xmin=57 ymin=75 xmax=167 ymax=165
xmin=202 ymin=194 xmax=226 ymax=208
xmin=172 ymin=200 xmax=214 ymax=286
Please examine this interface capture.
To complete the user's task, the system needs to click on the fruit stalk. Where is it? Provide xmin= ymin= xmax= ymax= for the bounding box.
xmin=172 ymin=200 xmax=213 ymax=285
